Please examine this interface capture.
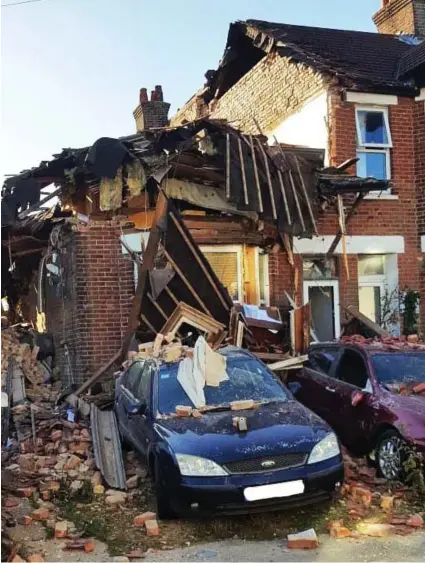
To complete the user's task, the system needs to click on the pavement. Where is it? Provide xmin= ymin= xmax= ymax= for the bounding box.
xmin=148 ymin=533 xmax=425 ymax=562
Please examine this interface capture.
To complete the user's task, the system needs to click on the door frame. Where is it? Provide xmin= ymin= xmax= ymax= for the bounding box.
xmin=303 ymin=280 xmax=340 ymax=340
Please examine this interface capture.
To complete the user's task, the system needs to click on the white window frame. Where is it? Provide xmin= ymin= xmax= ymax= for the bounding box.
xmin=355 ymin=106 xmax=392 ymax=186
xmin=255 ymin=249 xmax=270 ymax=306
xmin=358 ymin=255 xmax=387 ymax=325
xmin=303 ymin=280 xmax=340 ymax=340
xmin=201 ymin=245 xmax=243 ymax=303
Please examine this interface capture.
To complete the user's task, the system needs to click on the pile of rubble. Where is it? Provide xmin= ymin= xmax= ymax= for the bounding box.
xmin=1 ymin=327 xmax=48 ymax=388
xmin=340 ymin=333 xmax=425 ymax=350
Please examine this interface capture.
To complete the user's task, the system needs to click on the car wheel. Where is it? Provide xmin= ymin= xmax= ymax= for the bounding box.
xmin=375 ymin=430 xmax=407 ymax=481
xmin=154 ymin=460 xmax=177 ymax=520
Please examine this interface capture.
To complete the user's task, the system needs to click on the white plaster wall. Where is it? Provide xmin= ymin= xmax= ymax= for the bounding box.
xmin=268 ymin=91 xmax=328 ymax=162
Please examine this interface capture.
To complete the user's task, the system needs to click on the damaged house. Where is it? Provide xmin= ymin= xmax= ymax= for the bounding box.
xmin=1 ymin=79 xmax=385 ymax=387
xmin=172 ymin=0 xmax=425 ymax=339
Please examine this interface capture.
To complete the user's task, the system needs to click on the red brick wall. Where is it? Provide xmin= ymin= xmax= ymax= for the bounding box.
xmin=45 ymin=222 xmax=134 ymax=385
xmin=327 ymin=90 xmax=420 ymax=306
xmin=414 ymin=99 xmax=425 ymax=326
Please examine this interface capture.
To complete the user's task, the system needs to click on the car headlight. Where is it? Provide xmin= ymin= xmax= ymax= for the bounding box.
xmin=176 ymin=454 xmax=228 ymax=476
xmin=308 ymin=432 xmax=340 ymax=464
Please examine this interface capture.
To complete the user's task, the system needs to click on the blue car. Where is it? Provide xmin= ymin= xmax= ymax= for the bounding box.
xmin=115 ymin=347 xmax=344 ymax=518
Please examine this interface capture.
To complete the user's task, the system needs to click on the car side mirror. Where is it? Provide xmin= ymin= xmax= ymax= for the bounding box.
xmin=125 ymin=401 xmax=147 ymax=416
xmin=351 ymin=390 xmax=364 ymax=407
xmin=288 ymin=382 xmax=301 ymax=396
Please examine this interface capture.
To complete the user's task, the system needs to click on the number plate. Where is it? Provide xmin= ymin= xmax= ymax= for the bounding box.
xmin=244 ymin=480 xmax=304 ymax=502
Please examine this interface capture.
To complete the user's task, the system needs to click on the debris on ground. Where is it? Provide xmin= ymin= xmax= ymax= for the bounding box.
xmin=287 ymin=528 xmax=319 ymax=549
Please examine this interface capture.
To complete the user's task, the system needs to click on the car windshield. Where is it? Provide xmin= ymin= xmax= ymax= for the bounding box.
xmin=157 ymin=355 xmax=288 ymax=415
xmin=371 ymin=353 xmax=425 ymax=385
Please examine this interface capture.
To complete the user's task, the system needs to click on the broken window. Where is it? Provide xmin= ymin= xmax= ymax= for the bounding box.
xmin=355 ymin=108 xmax=392 ymax=182
xmin=303 ymin=257 xmax=337 ymax=280
xmin=335 ymin=349 xmax=369 ymax=389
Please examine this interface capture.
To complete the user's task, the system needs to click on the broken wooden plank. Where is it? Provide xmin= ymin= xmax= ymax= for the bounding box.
xmin=237 ymin=137 xmax=249 ymax=205
xmin=326 ymin=192 xmax=365 ymax=257
xmin=18 ymin=186 xmax=62 ymax=220
xmin=277 ymin=170 xmax=292 ymax=225
xmin=294 ymin=156 xmax=318 ymax=235
xmin=268 ymin=355 xmax=308 ymax=371
xmin=343 ymin=305 xmax=390 ymax=338
xmin=248 ymin=135 xmax=263 ymax=213
xmin=253 ymin=352 xmax=291 ymax=361
xmin=288 ymin=169 xmax=306 ymax=232
xmin=160 ymin=302 xmax=225 ymax=343
xmin=226 ymin=132 xmax=231 ymax=199
xmin=256 ymin=137 xmax=277 ymax=220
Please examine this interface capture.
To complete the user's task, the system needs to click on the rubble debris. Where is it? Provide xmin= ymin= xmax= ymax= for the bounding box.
xmin=27 ymin=554 xmax=44 ymax=562
xmin=2 ymin=327 xmax=47 ymax=388
xmin=126 ymin=475 xmax=139 ymax=489
xmin=175 ymin=405 xmax=193 ymax=417
xmin=31 ymin=507 xmax=49 ymax=521
xmin=357 ymin=523 xmax=394 ymax=538
xmin=287 ymin=528 xmax=319 ymax=549
xmin=134 ymin=512 xmax=157 ymax=527
xmin=406 ymin=514 xmax=424 ymax=528
xmin=230 ymin=399 xmax=254 ymax=411
xmin=54 ymin=520 xmax=68 ymax=538
xmin=268 ymin=355 xmax=308 ymax=371
xmin=145 ymin=518 xmax=160 ymax=537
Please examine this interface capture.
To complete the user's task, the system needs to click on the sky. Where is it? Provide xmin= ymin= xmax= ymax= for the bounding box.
xmin=1 ymin=0 xmax=381 ymax=184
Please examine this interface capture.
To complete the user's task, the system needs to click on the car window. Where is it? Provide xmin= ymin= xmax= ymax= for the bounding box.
xmin=335 ymin=348 xmax=369 ymax=389
xmin=371 ymin=353 xmax=425 ymax=385
xmin=124 ymin=362 xmax=145 ymax=395
xmin=306 ymin=348 xmax=338 ymax=376
xmin=134 ymin=364 xmax=152 ymax=405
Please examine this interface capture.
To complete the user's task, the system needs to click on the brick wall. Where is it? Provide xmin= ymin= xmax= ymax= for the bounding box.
xmin=210 ymin=52 xmax=327 ymax=134
xmin=414 ymin=99 xmax=425 ymax=324
xmin=45 ymin=222 xmax=134 ymax=385
xmin=373 ymin=0 xmax=425 ymax=35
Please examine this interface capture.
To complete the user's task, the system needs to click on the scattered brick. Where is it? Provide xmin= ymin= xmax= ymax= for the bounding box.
xmin=327 ymin=519 xmax=344 ymax=530
xmin=230 ymin=399 xmax=254 ymax=411
xmin=16 ymin=488 xmax=34 ymax=498
xmin=406 ymin=514 xmax=424 ymax=528
xmin=93 ymin=484 xmax=105 ymax=495
xmin=287 ymin=529 xmax=319 ymax=549
xmin=145 ymin=519 xmax=160 ymax=537
xmin=390 ymin=517 xmax=407 ymax=525
xmin=55 ymin=521 xmax=68 ymax=538
xmin=134 ymin=512 xmax=156 ymax=527
xmin=21 ymin=516 xmax=32 ymax=526
xmin=31 ymin=508 xmax=49 ymax=521
xmin=175 ymin=405 xmax=192 ymax=417
xmin=4 ymin=498 xmax=20 ymax=508
xmin=330 ymin=526 xmax=351 ymax=539
xmin=11 ymin=555 xmax=25 ymax=562
xmin=51 ymin=430 xmax=62 ymax=442
xmin=126 ymin=475 xmax=139 ymax=489
xmin=351 ymin=486 xmax=372 ymax=507
xmin=84 ymin=539 xmax=95 ymax=553
xmin=413 ymin=382 xmax=425 ymax=395
xmin=27 ymin=554 xmax=44 ymax=562
xmin=380 ymin=495 xmax=395 ymax=511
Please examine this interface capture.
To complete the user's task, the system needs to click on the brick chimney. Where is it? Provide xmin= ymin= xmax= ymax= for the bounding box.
xmin=133 ymin=85 xmax=171 ymax=132
xmin=373 ymin=0 xmax=425 ymax=36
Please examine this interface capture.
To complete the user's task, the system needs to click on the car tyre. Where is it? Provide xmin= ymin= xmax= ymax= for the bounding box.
xmin=154 ymin=460 xmax=177 ymax=520
xmin=375 ymin=429 xmax=408 ymax=481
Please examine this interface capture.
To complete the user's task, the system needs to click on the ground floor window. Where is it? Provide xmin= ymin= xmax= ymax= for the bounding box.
xmin=358 ymin=254 xmax=393 ymax=327
xmin=201 ymin=245 xmax=269 ymax=305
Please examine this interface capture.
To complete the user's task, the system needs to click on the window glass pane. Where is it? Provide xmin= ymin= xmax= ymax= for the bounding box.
xmin=357 ymin=110 xmax=388 ymax=145
xmin=303 ymin=257 xmax=337 ymax=280
xmin=204 ymin=252 xmax=239 ymax=301
xmin=358 ymin=255 xmax=385 ymax=276
xmin=125 ymin=362 xmax=144 ymax=394
xmin=356 ymin=151 xmax=387 ymax=180
xmin=359 ymin=286 xmax=382 ymax=324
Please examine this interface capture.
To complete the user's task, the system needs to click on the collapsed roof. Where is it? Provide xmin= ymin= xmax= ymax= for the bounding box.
xmin=2 ymin=118 xmax=388 ymax=243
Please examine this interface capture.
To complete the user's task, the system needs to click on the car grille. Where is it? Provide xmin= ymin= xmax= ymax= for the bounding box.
xmin=223 ymin=453 xmax=308 ymax=474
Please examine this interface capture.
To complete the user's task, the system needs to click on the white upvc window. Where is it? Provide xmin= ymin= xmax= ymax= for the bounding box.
xmin=358 ymin=255 xmax=387 ymax=325
xmin=355 ymin=107 xmax=392 ymax=183
xmin=256 ymin=250 xmax=270 ymax=306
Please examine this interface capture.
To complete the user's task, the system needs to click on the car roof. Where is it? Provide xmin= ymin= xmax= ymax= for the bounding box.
xmin=309 ymin=340 xmax=425 ymax=355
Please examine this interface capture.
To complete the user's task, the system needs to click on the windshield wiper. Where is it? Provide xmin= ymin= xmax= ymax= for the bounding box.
xmin=200 ymin=404 xmax=232 ymax=413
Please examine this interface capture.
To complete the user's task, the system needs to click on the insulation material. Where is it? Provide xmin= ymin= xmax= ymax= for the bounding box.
xmin=127 ymin=159 xmax=147 ymax=198
xmin=99 ymin=166 xmax=123 ymax=211
xmin=177 ymin=336 xmax=228 ymax=407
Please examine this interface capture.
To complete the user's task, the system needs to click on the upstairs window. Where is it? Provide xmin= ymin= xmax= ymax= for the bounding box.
xmin=355 ymin=108 xmax=392 ymax=181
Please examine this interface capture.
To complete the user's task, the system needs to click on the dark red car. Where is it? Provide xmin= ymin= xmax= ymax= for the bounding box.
xmin=287 ymin=342 xmax=425 ymax=480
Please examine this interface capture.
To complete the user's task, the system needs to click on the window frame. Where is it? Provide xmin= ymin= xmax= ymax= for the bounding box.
xmin=255 ymin=249 xmax=270 ymax=306
xmin=303 ymin=279 xmax=341 ymax=340
xmin=201 ymin=245 xmax=243 ymax=303
xmin=358 ymin=255 xmax=387 ymax=326
xmin=355 ymin=106 xmax=392 ymax=183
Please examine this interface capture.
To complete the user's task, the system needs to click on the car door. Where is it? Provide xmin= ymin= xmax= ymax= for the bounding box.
xmin=116 ymin=361 xmax=145 ymax=443
xmin=330 ymin=346 xmax=376 ymax=453
xmin=127 ymin=362 xmax=154 ymax=459
xmin=288 ymin=345 xmax=341 ymax=423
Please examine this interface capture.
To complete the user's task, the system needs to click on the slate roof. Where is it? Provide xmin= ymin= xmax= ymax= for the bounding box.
xmin=222 ymin=20 xmax=421 ymax=94
xmin=398 ymin=40 xmax=425 ymax=77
